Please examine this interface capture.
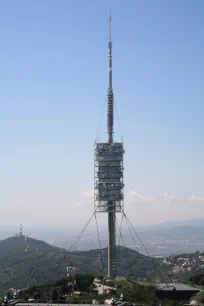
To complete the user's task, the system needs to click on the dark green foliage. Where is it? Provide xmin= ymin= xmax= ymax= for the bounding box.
xmin=116 ymin=280 xmax=158 ymax=303
xmin=22 ymin=292 xmax=29 ymax=302
xmin=20 ymin=274 xmax=95 ymax=303
xmin=39 ymin=290 xmax=48 ymax=303
xmin=75 ymin=273 xmax=94 ymax=292
xmin=6 ymin=291 xmax=12 ymax=299
xmin=162 ymin=299 xmax=183 ymax=306
xmin=189 ymin=274 xmax=204 ymax=286
xmin=191 ymin=291 xmax=204 ymax=303
xmin=98 ymin=276 xmax=104 ymax=280
xmin=51 ymin=288 xmax=59 ymax=302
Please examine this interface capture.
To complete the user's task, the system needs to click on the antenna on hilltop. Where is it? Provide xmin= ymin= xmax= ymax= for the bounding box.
xmin=20 ymin=224 xmax=23 ymax=236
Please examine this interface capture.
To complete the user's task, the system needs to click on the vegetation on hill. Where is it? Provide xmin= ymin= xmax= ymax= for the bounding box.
xmin=115 ymin=279 xmax=157 ymax=303
xmin=0 ymin=236 xmax=171 ymax=294
xmin=17 ymin=276 xmax=184 ymax=306
xmin=19 ymin=274 xmax=95 ymax=303
xmin=16 ymin=275 xmax=159 ymax=304
xmin=190 ymin=290 xmax=204 ymax=303
xmin=189 ymin=274 xmax=204 ymax=286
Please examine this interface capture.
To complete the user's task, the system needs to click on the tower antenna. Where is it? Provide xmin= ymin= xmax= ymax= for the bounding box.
xmin=109 ymin=10 xmax=112 ymax=45
xmin=107 ymin=11 xmax=113 ymax=143
xmin=20 ymin=224 xmax=23 ymax=236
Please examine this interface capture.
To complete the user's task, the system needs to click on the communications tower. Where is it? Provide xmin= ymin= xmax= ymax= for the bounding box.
xmin=94 ymin=14 xmax=125 ymax=279
xmin=20 ymin=224 xmax=23 ymax=236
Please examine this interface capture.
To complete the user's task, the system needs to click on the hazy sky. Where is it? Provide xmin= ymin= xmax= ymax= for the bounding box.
xmin=0 ymin=0 xmax=204 ymax=229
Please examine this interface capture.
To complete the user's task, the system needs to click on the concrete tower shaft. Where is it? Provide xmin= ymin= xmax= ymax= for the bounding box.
xmin=108 ymin=207 xmax=116 ymax=278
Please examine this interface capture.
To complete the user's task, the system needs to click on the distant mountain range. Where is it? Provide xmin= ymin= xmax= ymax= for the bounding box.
xmin=0 ymin=218 xmax=204 ymax=257
xmin=0 ymin=235 xmax=167 ymax=294
xmin=51 ymin=220 xmax=204 ymax=256
xmin=147 ymin=218 xmax=204 ymax=229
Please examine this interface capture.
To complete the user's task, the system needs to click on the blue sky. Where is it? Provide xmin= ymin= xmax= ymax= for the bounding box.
xmin=0 ymin=0 xmax=204 ymax=227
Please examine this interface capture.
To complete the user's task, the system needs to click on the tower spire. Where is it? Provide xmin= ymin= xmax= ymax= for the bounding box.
xmin=108 ymin=11 xmax=112 ymax=89
xmin=109 ymin=11 xmax=112 ymax=42
xmin=107 ymin=11 xmax=114 ymax=143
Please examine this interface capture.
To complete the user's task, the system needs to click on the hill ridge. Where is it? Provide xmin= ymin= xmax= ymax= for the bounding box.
xmin=0 ymin=235 xmax=167 ymax=293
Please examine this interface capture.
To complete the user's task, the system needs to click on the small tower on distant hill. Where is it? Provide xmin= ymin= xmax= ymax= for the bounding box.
xmin=20 ymin=224 xmax=23 ymax=236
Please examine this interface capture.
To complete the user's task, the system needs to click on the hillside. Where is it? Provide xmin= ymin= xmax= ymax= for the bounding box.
xmin=0 ymin=236 xmax=170 ymax=294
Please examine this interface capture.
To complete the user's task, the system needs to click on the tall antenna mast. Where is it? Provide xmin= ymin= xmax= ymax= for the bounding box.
xmin=20 ymin=224 xmax=23 ymax=236
xmin=107 ymin=11 xmax=114 ymax=144
xmin=94 ymin=12 xmax=124 ymax=279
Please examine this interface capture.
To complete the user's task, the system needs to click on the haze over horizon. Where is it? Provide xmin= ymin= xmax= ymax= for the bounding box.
xmin=0 ymin=0 xmax=204 ymax=228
